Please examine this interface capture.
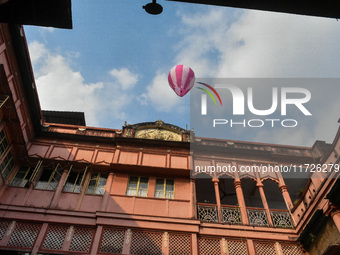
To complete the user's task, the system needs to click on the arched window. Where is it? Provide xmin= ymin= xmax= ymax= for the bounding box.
xmin=241 ymin=178 xmax=263 ymax=208
xmin=262 ymin=179 xmax=286 ymax=210
xmin=218 ymin=174 xmax=237 ymax=206
xmin=195 ymin=173 xmax=216 ymax=204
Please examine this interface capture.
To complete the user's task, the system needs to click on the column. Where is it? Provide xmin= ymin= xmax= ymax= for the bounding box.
xmin=90 ymin=225 xmax=103 ymax=255
xmin=122 ymin=229 xmax=132 ymax=254
xmin=212 ymin=178 xmax=222 ymax=222
xmin=331 ymin=209 xmax=340 ymax=233
xmin=234 ymin=178 xmax=249 ymax=225
xmin=257 ymin=180 xmax=273 ymax=226
xmin=162 ymin=231 xmax=169 ymax=255
xmin=31 ymin=223 xmax=49 ymax=255
xmin=191 ymin=233 xmax=198 ymax=255
xmin=190 ymin=178 xmax=197 ymax=219
xmin=50 ymin=169 xmax=69 ymax=208
xmin=279 ymin=184 xmax=293 ymax=209
xmin=100 ymin=172 xmax=114 ymax=211
xmin=246 ymin=239 xmax=256 ymax=255
xmin=75 ymin=171 xmax=91 ymax=211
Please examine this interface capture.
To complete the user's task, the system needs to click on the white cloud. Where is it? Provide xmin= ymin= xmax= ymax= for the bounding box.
xmin=168 ymin=8 xmax=340 ymax=145
xmin=28 ymin=40 xmax=138 ymax=127
xmin=40 ymin=27 xmax=55 ymax=33
xmin=28 ymin=41 xmax=48 ymax=66
xmin=110 ymin=68 xmax=138 ymax=90
xmin=140 ymin=72 xmax=185 ymax=112
xmin=174 ymin=9 xmax=340 ymax=78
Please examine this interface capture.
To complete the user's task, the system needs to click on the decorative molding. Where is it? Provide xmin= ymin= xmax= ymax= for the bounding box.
xmin=66 ymin=226 xmax=74 ymax=242
xmin=135 ymin=128 xmax=181 ymax=142
xmin=222 ymin=238 xmax=227 ymax=253
xmin=6 ymin=221 xmax=16 ymax=236
xmin=125 ymin=229 xmax=131 ymax=244
xmin=164 ymin=231 xmax=168 ymax=247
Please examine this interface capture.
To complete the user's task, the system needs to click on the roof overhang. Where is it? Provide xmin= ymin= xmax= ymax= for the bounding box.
xmin=0 ymin=0 xmax=72 ymax=29
xmin=166 ymin=0 xmax=340 ymax=19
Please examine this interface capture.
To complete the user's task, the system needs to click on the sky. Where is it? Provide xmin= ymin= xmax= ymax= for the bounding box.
xmin=24 ymin=0 xmax=340 ymax=146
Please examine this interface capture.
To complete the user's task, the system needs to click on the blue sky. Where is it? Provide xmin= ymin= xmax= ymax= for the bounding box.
xmin=24 ymin=0 xmax=340 ymax=146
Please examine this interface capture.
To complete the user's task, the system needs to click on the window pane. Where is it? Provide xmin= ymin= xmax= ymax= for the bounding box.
xmin=155 ymin=179 xmax=165 ymax=198
xmin=155 ymin=190 xmax=164 ymax=198
xmin=64 ymin=170 xmax=85 ymax=193
xmin=130 ymin=176 xmax=138 ymax=183
xmin=140 ymin=177 xmax=148 ymax=184
xmin=86 ymin=173 xmax=107 ymax=195
xmin=137 ymin=188 xmax=147 ymax=197
xmin=95 ymin=187 xmax=105 ymax=195
xmin=86 ymin=186 xmax=95 ymax=195
xmin=36 ymin=168 xmax=60 ymax=190
xmin=126 ymin=188 xmax=137 ymax=196
xmin=138 ymin=181 xmax=148 ymax=191
xmin=156 ymin=179 xmax=164 ymax=185
xmin=0 ymin=152 xmax=14 ymax=179
xmin=127 ymin=180 xmax=137 ymax=196
xmin=63 ymin=182 xmax=75 ymax=192
xmin=166 ymin=184 xmax=174 ymax=192
xmin=11 ymin=166 xmax=32 ymax=188
xmin=98 ymin=174 xmax=108 ymax=186
xmin=166 ymin=179 xmax=174 ymax=186
xmin=165 ymin=191 xmax=174 ymax=199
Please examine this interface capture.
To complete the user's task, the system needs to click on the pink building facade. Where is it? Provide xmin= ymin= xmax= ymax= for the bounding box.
xmin=0 ymin=23 xmax=339 ymax=255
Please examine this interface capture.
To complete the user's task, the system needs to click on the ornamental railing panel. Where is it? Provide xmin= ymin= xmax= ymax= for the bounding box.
xmin=270 ymin=210 xmax=293 ymax=228
xmin=247 ymin=208 xmax=269 ymax=226
xmin=221 ymin=206 xmax=242 ymax=224
xmin=197 ymin=204 xmax=218 ymax=222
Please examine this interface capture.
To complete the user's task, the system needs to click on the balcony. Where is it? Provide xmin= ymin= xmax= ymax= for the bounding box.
xmin=197 ymin=203 xmax=293 ymax=228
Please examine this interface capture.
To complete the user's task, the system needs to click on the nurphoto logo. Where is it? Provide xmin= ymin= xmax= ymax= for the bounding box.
xmin=197 ymin=82 xmax=312 ymax=128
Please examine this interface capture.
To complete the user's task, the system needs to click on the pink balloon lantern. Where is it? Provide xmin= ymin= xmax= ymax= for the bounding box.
xmin=168 ymin=65 xmax=195 ymax=97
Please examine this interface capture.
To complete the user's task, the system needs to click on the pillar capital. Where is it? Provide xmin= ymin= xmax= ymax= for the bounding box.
xmin=234 ymin=180 xmax=242 ymax=188
xmin=279 ymin=185 xmax=288 ymax=192
xmin=190 ymin=178 xmax=196 ymax=183
xmin=212 ymin=178 xmax=219 ymax=183
xmin=256 ymin=182 xmax=264 ymax=188
xmin=324 ymin=203 xmax=339 ymax=217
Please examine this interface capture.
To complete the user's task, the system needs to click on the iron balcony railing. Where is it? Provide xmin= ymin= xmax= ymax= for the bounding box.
xmin=197 ymin=203 xmax=293 ymax=228
xmin=197 ymin=203 xmax=218 ymax=222
xmin=246 ymin=208 xmax=269 ymax=226
xmin=221 ymin=205 xmax=242 ymax=224
xmin=270 ymin=209 xmax=294 ymax=228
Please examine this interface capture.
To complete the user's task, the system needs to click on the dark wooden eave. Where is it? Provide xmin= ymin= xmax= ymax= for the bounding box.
xmin=0 ymin=0 xmax=72 ymax=29
xmin=166 ymin=0 xmax=340 ymax=19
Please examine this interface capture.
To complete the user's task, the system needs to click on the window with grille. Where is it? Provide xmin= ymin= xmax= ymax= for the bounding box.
xmin=126 ymin=176 xmax=149 ymax=197
xmin=130 ymin=231 xmax=162 ymax=255
xmin=42 ymin=225 xmax=69 ymax=250
xmin=69 ymin=227 xmax=94 ymax=252
xmin=63 ymin=167 xmax=87 ymax=193
xmin=0 ymin=151 xmax=14 ymax=180
xmin=100 ymin=228 xmax=125 ymax=254
xmin=86 ymin=173 xmax=108 ymax=195
xmin=10 ymin=166 xmax=34 ymax=188
xmin=281 ymin=244 xmax=304 ymax=255
xmin=35 ymin=164 xmax=63 ymax=190
xmin=0 ymin=221 xmax=10 ymax=240
xmin=227 ymin=240 xmax=248 ymax=255
xmin=155 ymin=178 xmax=174 ymax=199
xmin=0 ymin=128 xmax=9 ymax=158
xmin=254 ymin=242 xmax=277 ymax=255
xmin=169 ymin=233 xmax=191 ymax=255
xmin=198 ymin=238 xmax=221 ymax=255
xmin=7 ymin=222 xmax=41 ymax=248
